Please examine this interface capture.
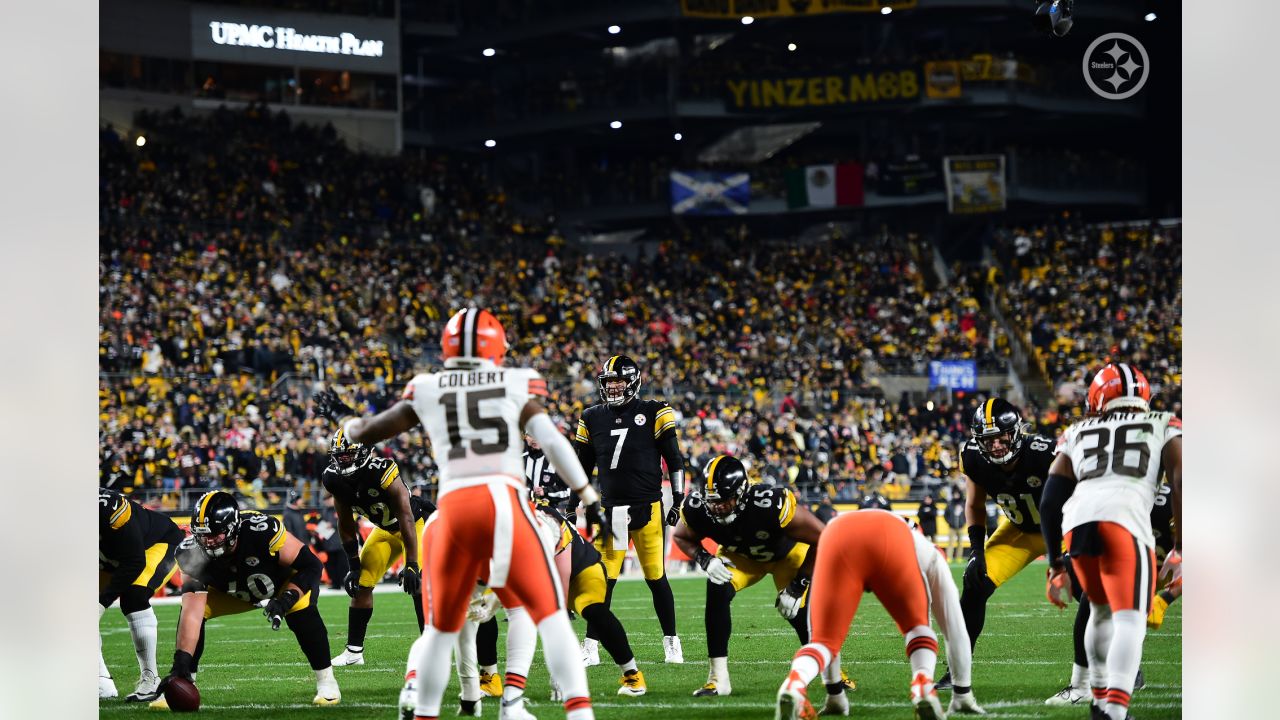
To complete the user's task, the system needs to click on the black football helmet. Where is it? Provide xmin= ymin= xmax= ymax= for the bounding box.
xmin=703 ymin=455 xmax=749 ymax=525
xmin=99 ymin=487 xmax=131 ymax=530
xmin=330 ymin=427 xmax=371 ymax=476
xmin=191 ymin=490 xmax=241 ymax=557
xmin=597 ymin=355 xmax=642 ymax=407
xmin=969 ymin=398 xmax=1026 ymax=466
xmin=1033 ymin=0 xmax=1074 ymax=37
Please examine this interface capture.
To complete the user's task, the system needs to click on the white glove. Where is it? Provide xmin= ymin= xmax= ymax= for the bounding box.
xmin=775 ymin=578 xmax=810 ymax=620
xmin=467 ymin=587 xmax=499 ymax=624
xmin=703 ymin=556 xmax=734 ymax=585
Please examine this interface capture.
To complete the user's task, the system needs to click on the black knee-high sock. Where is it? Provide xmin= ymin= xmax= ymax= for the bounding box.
xmin=412 ymin=592 xmax=425 ymax=634
xmin=959 ymin=569 xmax=996 ymax=651
xmin=190 ymin=619 xmax=207 ymax=673
xmin=1073 ymin=595 xmax=1091 ymax=668
xmin=287 ymin=607 xmax=334 ymax=671
xmin=787 ymin=607 xmax=810 ymax=645
xmin=586 ymin=578 xmax=618 ymax=641
xmin=705 ymin=581 xmax=735 ymax=657
xmin=347 ymin=606 xmax=374 ymax=649
xmin=647 ymin=575 xmax=678 ymax=636
xmin=477 ymin=617 xmax=499 ymax=668
xmin=580 ymin=604 xmax=634 ymax=665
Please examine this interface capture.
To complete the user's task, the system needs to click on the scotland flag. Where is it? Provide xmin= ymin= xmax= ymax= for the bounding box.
xmin=670 ymin=171 xmax=750 ymax=215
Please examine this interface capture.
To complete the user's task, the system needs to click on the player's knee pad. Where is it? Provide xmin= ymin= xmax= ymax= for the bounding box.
xmin=961 ymin=563 xmax=997 ymax=599
xmin=119 ymin=586 xmax=153 ymax=615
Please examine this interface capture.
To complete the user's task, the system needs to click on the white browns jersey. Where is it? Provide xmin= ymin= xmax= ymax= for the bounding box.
xmin=1057 ymin=410 xmax=1182 ymax=547
xmin=401 ymin=361 xmax=549 ymax=497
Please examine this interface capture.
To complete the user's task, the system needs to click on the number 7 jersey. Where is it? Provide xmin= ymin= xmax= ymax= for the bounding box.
xmin=1057 ymin=410 xmax=1182 ymax=548
xmin=401 ymin=364 xmax=547 ymax=496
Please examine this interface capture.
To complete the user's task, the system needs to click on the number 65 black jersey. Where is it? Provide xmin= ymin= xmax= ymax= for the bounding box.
xmin=959 ymin=433 xmax=1057 ymax=533
xmin=680 ymin=484 xmax=800 ymax=564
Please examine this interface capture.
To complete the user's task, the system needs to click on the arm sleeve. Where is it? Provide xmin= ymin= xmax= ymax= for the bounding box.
xmin=100 ymin=520 xmax=147 ymax=604
xmin=658 ymin=432 xmax=685 ymax=491
xmin=1039 ymin=473 xmax=1077 ymax=567
xmin=288 ymin=545 xmax=323 ymax=591
xmin=528 ymin=412 xmax=591 ymax=493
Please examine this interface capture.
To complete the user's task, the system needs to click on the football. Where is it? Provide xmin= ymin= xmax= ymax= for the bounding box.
xmin=163 ymin=677 xmax=200 ymax=713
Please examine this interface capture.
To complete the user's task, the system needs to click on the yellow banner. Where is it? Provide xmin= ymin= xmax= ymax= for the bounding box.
xmin=725 ymin=69 xmax=920 ymax=110
xmin=924 ymin=61 xmax=962 ymax=99
xmin=682 ymin=0 xmax=916 ymax=19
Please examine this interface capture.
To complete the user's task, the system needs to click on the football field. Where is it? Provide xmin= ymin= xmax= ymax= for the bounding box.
xmin=100 ymin=564 xmax=1181 ymax=719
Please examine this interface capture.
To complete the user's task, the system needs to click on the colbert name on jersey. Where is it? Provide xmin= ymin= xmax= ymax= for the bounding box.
xmin=960 ymin=433 xmax=1056 ymax=533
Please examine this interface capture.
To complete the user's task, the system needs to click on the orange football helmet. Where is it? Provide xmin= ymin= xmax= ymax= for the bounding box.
xmin=441 ymin=308 xmax=508 ymax=363
xmin=1086 ymin=362 xmax=1151 ymax=414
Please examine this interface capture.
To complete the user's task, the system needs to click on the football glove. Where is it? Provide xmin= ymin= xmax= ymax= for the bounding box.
xmin=1158 ymin=549 xmax=1182 ymax=586
xmin=264 ymin=590 xmax=299 ymax=630
xmin=467 ymin=587 xmax=500 ymax=624
xmin=342 ymin=569 xmax=362 ymax=598
xmin=666 ymin=491 xmax=684 ymax=526
xmin=583 ymin=500 xmax=615 ymax=544
xmin=694 ymin=549 xmax=734 ymax=585
xmin=776 ymin=576 xmax=809 ymax=620
xmin=400 ymin=561 xmax=421 ymax=596
xmin=967 ymin=525 xmax=987 ymax=576
xmin=312 ymin=390 xmax=356 ymax=425
xmin=1045 ymin=563 xmax=1073 ymax=609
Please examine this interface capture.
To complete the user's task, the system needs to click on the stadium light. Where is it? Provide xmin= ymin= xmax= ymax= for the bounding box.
xmin=135 ymin=136 xmax=146 ymax=147
xmin=674 ymin=132 xmax=683 ymax=141
xmin=926 ymin=400 xmax=935 ymax=411
xmin=741 ymin=16 xmax=754 ymax=25
xmin=610 ymin=120 xmax=622 ymax=129
xmin=482 ymin=47 xmax=496 ymax=57
xmin=608 ymin=25 xmax=621 ymax=34
xmin=881 ymin=6 xmax=892 ymax=15
xmin=484 ymin=139 xmax=496 ymax=148
xmin=787 ymin=43 xmax=797 ymax=52
xmin=1145 ymin=12 xmax=1157 ymax=21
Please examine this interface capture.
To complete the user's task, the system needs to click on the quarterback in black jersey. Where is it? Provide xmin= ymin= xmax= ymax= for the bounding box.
xmin=98 ymin=488 xmax=184 ymax=702
xmin=937 ymin=397 xmax=1056 ymax=690
xmin=151 ymin=491 xmax=340 ymax=708
xmin=575 ymin=355 xmax=687 ymax=664
xmin=322 ymin=429 xmax=430 ymax=667
xmin=672 ymin=456 xmax=845 ymax=711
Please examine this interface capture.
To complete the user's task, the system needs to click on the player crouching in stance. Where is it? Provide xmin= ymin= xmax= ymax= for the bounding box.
xmin=151 ymin=491 xmax=340 ymax=709
xmin=775 ymin=509 xmax=986 ymax=720
xmin=98 ymin=488 xmax=184 ymax=702
xmin=673 ymin=455 xmax=848 ymax=712
xmin=315 ymin=307 xmax=611 ymax=720
xmin=1039 ymin=363 xmax=1182 ymax=720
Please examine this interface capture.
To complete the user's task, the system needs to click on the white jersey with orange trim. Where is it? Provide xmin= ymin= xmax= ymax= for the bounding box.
xmin=1057 ymin=410 xmax=1182 ymax=547
xmin=402 ymin=359 xmax=549 ymax=497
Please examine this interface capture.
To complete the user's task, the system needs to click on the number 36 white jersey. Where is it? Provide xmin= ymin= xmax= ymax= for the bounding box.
xmin=401 ymin=361 xmax=549 ymax=497
xmin=1056 ymin=410 xmax=1182 ymax=547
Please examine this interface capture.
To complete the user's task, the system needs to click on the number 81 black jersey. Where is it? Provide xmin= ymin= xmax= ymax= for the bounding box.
xmin=959 ymin=434 xmax=1056 ymax=533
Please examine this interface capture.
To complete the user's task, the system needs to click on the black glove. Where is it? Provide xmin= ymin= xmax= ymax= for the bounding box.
xmin=264 ymin=590 xmax=299 ymax=631
xmin=583 ymin=501 xmax=615 ymax=544
xmin=967 ymin=525 xmax=988 ymax=575
xmin=158 ymin=650 xmax=195 ymax=695
xmin=342 ymin=569 xmax=362 ymax=598
xmin=312 ymin=390 xmax=356 ymax=424
xmin=400 ymin=561 xmax=421 ymax=596
xmin=666 ymin=491 xmax=684 ymax=526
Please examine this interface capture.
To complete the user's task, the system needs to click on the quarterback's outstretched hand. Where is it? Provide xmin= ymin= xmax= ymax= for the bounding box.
xmin=583 ymin=500 xmax=614 ymax=544
xmin=312 ymin=390 xmax=356 ymax=425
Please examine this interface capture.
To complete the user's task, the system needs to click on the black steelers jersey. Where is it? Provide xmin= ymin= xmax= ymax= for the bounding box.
xmin=543 ymin=507 xmax=601 ymax=579
xmin=575 ymin=399 xmax=677 ymax=507
xmin=1149 ymin=480 xmax=1176 ymax=557
xmin=99 ymin=487 xmax=183 ymax=571
xmin=959 ymin=434 xmax=1056 ymax=533
xmin=176 ymin=511 xmax=301 ymax=603
xmin=681 ymin=484 xmax=799 ymax=564
xmin=322 ymin=456 xmax=430 ymax=532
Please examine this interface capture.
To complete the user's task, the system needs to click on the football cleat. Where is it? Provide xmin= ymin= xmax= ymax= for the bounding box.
xmin=934 ymin=671 xmax=952 ymax=690
xmin=663 ymin=635 xmax=685 ymax=664
xmin=458 ymin=697 xmax=481 ymax=716
xmin=479 ymin=671 xmax=503 ymax=697
xmin=776 ymin=681 xmax=818 ymax=720
xmin=949 ymin=691 xmax=986 ymax=714
xmin=125 ymin=670 xmax=160 ymax=702
xmin=1045 ymin=685 xmax=1088 ymax=706
xmin=694 ymin=680 xmax=731 ymax=697
xmin=398 ymin=678 xmax=416 ymax=720
xmin=148 ymin=695 xmax=168 ymax=710
xmin=313 ymin=674 xmax=341 ymax=706
xmin=500 ymin=696 xmax=537 ymax=720
xmin=841 ymin=670 xmax=857 ymax=692
xmin=331 ymin=647 xmax=365 ymax=666
xmin=99 ymin=674 xmax=118 ymax=700
xmin=618 ymin=669 xmax=647 ymax=697
xmin=581 ymin=638 xmax=601 ymax=667
xmin=910 ymin=673 xmax=945 ymax=720
xmin=819 ymin=688 xmax=849 ymax=716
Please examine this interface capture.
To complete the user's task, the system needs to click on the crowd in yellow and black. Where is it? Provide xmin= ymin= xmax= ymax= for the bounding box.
xmin=98 ymin=106 xmax=1177 ymax=523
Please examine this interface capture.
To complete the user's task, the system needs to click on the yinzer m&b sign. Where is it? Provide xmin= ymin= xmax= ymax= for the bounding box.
xmin=725 ymin=69 xmax=920 ymax=111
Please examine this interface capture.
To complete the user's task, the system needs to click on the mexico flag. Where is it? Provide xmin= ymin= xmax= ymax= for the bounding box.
xmin=785 ymin=163 xmax=864 ymax=209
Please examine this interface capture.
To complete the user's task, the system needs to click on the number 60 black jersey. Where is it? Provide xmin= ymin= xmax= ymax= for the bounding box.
xmin=959 ymin=433 xmax=1057 ymax=534
xmin=176 ymin=510 xmax=299 ymax=602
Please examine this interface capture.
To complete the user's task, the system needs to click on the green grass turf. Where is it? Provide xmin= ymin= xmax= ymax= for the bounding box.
xmin=100 ymin=562 xmax=1180 ymax=719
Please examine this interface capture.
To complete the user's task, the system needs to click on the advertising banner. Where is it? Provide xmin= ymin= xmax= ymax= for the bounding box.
xmin=725 ymin=68 xmax=920 ymax=111
xmin=682 ymin=0 xmax=916 ymax=18
xmin=928 ymin=360 xmax=978 ymax=391
xmin=191 ymin=4 xmax=399 ymax=73
xmin=943 ymin=155 xmax=1008 ymax=214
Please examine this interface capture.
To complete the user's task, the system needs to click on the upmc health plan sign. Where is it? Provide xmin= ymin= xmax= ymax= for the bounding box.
xmin=928 ymin=360 xmax=978 ymax=391
xmin=191 ymin=5 xmax=398 ymax=74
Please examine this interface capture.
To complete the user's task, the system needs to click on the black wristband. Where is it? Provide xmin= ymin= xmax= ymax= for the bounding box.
xmin=172 ymin=649 xmax=194 ymax=676
xmin=693 ymin=548 xmax=713 ymax=570
xmin=967 ymin=525 xmax=986 ymax=553
xmin=786 ymin=575 xmax=811 ymax=596
xmin=405 ymin=560 xmax=419 ymax=572
xmin=278 ymin=589 xmax=301 ymax=608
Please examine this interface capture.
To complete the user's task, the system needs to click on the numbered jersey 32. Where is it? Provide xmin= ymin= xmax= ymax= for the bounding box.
xmin=1057 ymin=411 xmax=1182 ymax=547
xmin=403 ymin=366 xmax=543 ymax=494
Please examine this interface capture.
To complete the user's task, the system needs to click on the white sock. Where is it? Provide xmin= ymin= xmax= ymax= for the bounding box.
xmin=481 ymin=664 xmax=497 ymax=675
xmin=1071 ymin=662 xmax=1088 ymax=688
xmin=620 ymin=658 xmax=638 ymax=673
xmin=710 ymin=656 xmax=729 ymax=682
xmin=537 ymin=611 xmax=592 ymax=717
xmin=786 ymin=643 xmax=831 ymax=690
xmin=405 ymin=634 xmax=428 ymax=679
xmin=455 ymin=620 xmax=481 ymax=702
xmin=582 ymin=637 xmax=599 ymax=652
xmin=1105 ymin=610 xmax=1146 ymax=714
xmin=99 ymin=605 xmax=112 ymax=678
xmin=820 ymin=652 xmax=842 ymax=686
xmin=1085 ymin=603 xmax=1113 ymax=706
xmin=315 ymin=666 xmax=336 ymax=688
xmin=415 ymin=626 xmax=460 ymax=718
xmin=905 ymin=625 xmax=939 ymax=680
xmin=505 ymin=606 xmax=537 ymax=679
xmin=125 ymin=608 xmax=159 ymax=676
